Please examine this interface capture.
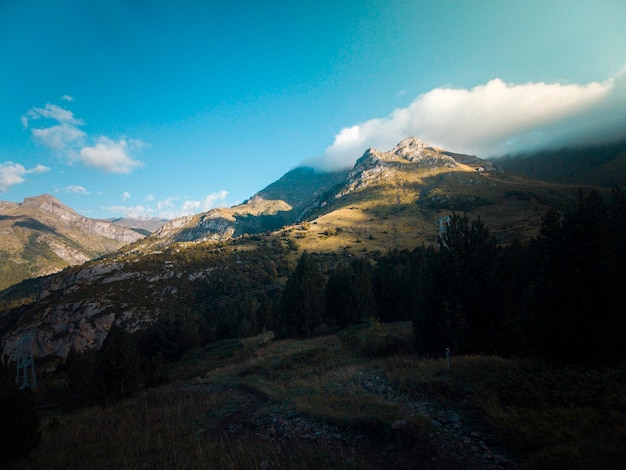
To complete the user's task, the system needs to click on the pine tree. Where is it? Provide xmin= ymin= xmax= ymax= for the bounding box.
xmin=97 ymin=324 xmax=142 ymax=403
xmin=63 ymin=347 xmax=100 ymax=410
xmin=414 ymin=213 xmax=499 ymax=354
xmin=277 ymin=252 xmax=325 ymax=338
xmin=524 ymin=189 xmax=626 ymax=363
xmin=326 ymin=259 xmax=377 ymax=328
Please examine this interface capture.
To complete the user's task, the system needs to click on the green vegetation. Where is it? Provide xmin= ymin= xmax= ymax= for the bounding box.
xmin=413 ymin=189 xmax=626 ymax=364
xmin=4 ymin=189 xmax=626 ymax=468
xmin=276 ymin=252 xmax=326 ymax=338
xmin=12 ymin=323 xmax=626 ymax=469
xmin=326 ymin=259 xmax=376 ymax=328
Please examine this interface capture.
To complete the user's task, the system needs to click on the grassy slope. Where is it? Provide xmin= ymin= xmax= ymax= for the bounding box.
xmin=278 ymin=163 xmax=598 ymax=259
xmin=21 ymin=322 xmax=626 ymax=469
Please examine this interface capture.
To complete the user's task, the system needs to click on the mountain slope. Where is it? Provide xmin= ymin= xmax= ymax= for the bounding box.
xmin=494 ymin=140 xmax=626 ymax=188
xmin=0 ymin=138 xmax=605 ymax=360
xmin=145 ymin=137 xmax=597 ymax=252
xmin=145 ymin=166 xmax=348 ymax=248
xmin=0 ymin=194 xmax=145 ymax=290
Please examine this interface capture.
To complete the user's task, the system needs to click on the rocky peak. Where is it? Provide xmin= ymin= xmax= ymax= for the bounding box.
xmin=391 ymin=137 xmax=430 ymax=160
xmin=22 ymin=194 xmax=79 ymax=219
xmin=20 ymin=194 xmax=144 ymax=243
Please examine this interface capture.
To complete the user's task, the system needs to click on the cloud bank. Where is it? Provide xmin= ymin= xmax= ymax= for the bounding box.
xmin=105 ymin=190 xmax=229 ymax=219
xmin=22 ymin=101 xmax=144 ymax=174
xmin=0 ymin=162 xmax=50 ymax=192
xmin=312 ymin=67 xmax=626 ymax=171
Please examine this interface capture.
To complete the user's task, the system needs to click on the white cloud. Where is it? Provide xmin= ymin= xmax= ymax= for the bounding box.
xmin=23 ymin=101 xmax=145 ymax=174
xmin=144 ymin=194 xmax=155 ymax=202
xmin=181 ymin=191 xmax=228 ymax=215
xmin=22 ymin=103 xmax=83 ymax=128
xmin=121 ymin=191 xmax=131 ymax=201
xmin=29 ymin=164 xmax=50 ymax=174
xmin=0 ymin=162 xmax=50 ymax=192
xmin=104 ymin=204 xmax=154 ymax=219
xmin=312 ymin=66 xmax=626 ymax=171
xmin=31 ymin=123 xmax=86 ymax=150
xmin=104 ymin=191 xmax=229 ymax=219
xmin=56 ymin=185 xmax=90 ymax=195
xmin=79 ymin=137 xmax=144 ymax=174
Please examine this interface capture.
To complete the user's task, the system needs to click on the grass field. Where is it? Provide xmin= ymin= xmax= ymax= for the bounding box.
xmin=13 ymin=321 xmax=626 ymax=469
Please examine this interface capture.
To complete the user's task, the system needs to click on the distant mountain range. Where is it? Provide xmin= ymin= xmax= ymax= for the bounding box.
xmin=106 ymin=217 xmax=170 ymax=235
xmin=1 ymin=137 xmax=624 ymax=360
xmin=0 ymin=195 xmax=147 ymax=291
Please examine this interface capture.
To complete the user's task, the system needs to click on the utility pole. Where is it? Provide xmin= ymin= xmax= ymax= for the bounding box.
xmin=15 ymin=334 xmax=37 ymax=390
xmin=439 ymin=215 xmax=451 ymax=246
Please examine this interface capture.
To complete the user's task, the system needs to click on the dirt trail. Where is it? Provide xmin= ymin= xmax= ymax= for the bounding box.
xmin=182 ymin=382 xmax=517 ymax=469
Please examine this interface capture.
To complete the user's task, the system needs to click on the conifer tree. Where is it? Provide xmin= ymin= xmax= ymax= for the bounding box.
xmin=63 ymin=347 xmax=99 ymax=410
xmin=326 ymin=259 xmax=377 ymax=328
xmin=277 ymin=252 xmax=325 ymax=338
xmin=97 ymin=324 xmax=142 ymax=403
xmin=414 ymin=213 xmax=499 ymax=354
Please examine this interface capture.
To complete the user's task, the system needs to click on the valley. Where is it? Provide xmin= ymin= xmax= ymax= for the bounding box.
xmin=1 ymin=138 xmax=625 ymax=469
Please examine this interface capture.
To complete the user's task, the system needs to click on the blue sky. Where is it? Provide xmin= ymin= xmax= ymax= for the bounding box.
xmin=1 ymin=0 xmax=625 ymax=220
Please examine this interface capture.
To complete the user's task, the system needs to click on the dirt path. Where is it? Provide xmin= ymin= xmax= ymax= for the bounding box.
xmin=182 ymin=382 xmax=517 ymax=469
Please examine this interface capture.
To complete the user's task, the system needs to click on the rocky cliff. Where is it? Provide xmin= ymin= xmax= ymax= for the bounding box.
xmin=0 ymin=194 xmax=145 ymax=290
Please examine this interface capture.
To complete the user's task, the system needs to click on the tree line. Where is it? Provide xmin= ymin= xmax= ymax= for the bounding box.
xmin=5 ymin=189 xmax=624 ymax=461
xmin=282 ymin=189 xmax=626 ymax=365
xmin=44 ymin=189 xmax=626 ymax=413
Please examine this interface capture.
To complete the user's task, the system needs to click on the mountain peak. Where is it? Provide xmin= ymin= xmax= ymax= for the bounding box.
xmin=391 ymin=137 xmax=430 ymax=159
xmin=22 ymin=194 xmax=79 ymax=217
xmin=356 ymin=137 xmax=457 ymax=168
xmin=23 ymin=193 xmax=66 ymax=207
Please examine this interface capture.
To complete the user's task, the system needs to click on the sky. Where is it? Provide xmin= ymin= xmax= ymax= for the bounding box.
xmin=1 ymin=0 xmax=626 ymax=220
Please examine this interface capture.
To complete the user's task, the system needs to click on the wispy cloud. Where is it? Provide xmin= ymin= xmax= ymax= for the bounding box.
xmin=56 ymin=185 xmax=90 ymax=195
xmin=311 ymin=66 xmax=626 ymax=170
xmin=22 ymin=101 xmax=145 ymax=174
xmin=79 ymin=137 xmax=144 ymax=174
xmin=104 ymin=191 xmax=229 ymax=219
xmin=21 ymin=103 xmax=84 ymax=128
xmin=31 ymin=124 xmax=86 ymax=150
xmin=121 ymin=191 xmax=131 ymax=201
xmin=104 ymin=204 xmax=154 ymax=219
xmin=181 ymin=191 xmax=229 ymax=215
xmin=0 ymin=162 xmax=50 ymax=192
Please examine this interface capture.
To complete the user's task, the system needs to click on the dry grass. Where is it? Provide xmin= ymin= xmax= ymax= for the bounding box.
xmin=18 ymin=382 xmax=365 ymax=469
xmin=14 ymin=323 xmax=626 ymax=469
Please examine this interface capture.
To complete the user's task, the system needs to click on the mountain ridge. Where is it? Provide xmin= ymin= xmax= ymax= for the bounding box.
xmin=0 ymin=137 xmax=618 ymax=360
xmin=0 ymin=194 xmax=145 ymax=291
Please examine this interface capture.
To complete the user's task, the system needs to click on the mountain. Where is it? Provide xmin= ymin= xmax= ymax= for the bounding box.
xmin=0 ymin=194 xmax=145 ymax=291
xmin=0 ymin=138 xmax=605 ymax=360
xmin=494 ymin=140 xmax=626 ymax=188
xmin=145 ymin=137 xmax=592 ymax=250
xmin=145 ymin=166 xmax=348 ymax=249
xmin=107 ymin=217 xmax=170 ymax=235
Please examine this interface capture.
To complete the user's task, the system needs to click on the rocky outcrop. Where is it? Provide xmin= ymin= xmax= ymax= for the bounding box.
xmin=23 ymin=195 xmax=144 ymax=243
xmin=0 ymin=194 xmax=147 ymax=290
xmin=334 ymin=137 xmax=482 ymax=199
